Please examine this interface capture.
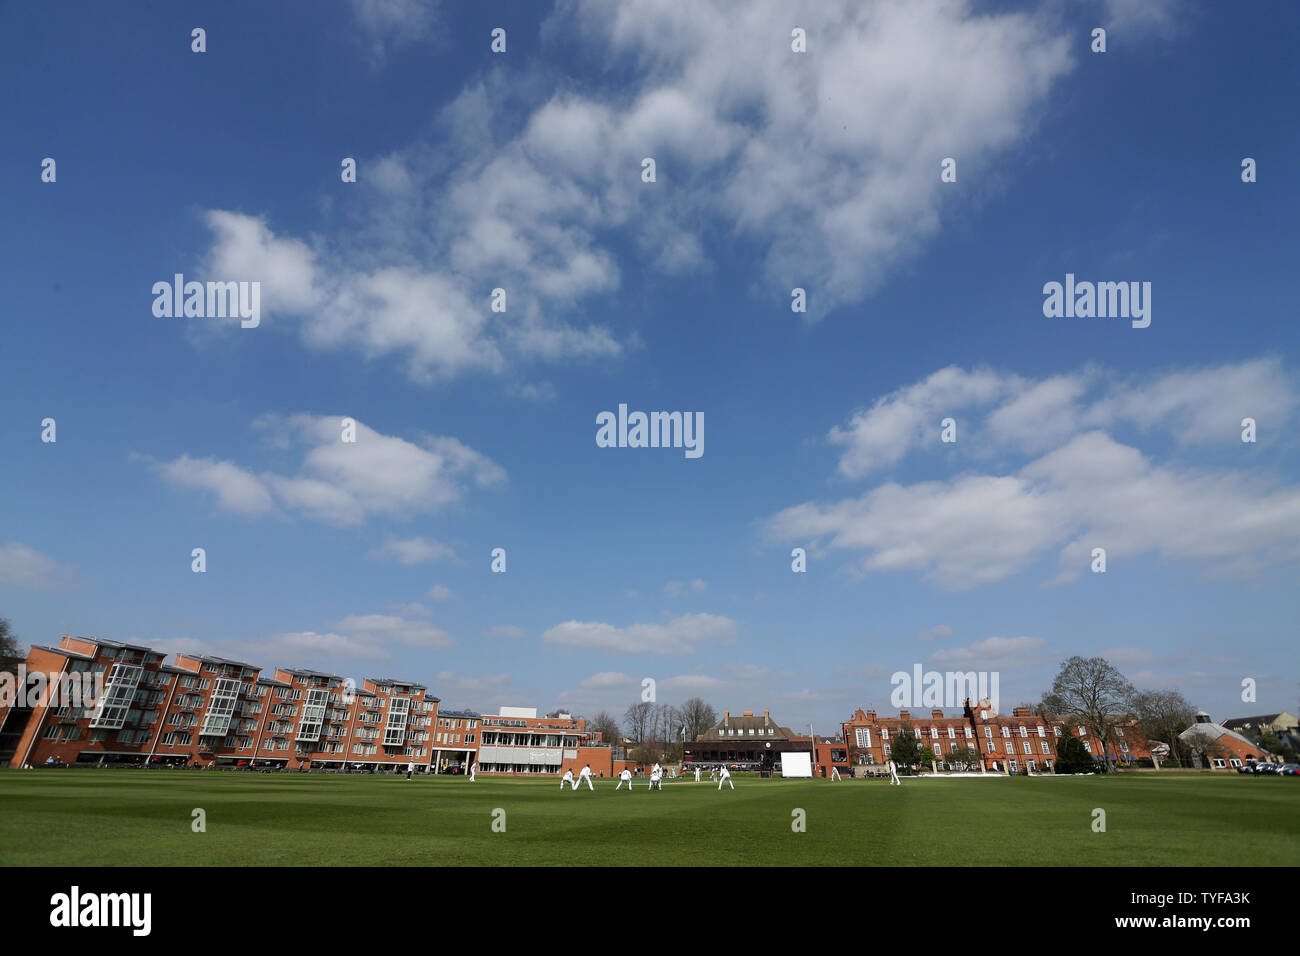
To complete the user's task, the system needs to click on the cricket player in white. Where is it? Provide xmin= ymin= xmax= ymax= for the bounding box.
xmin=694 ymin=766 xmax=701 ymax=783
xmin=561 ymin=769 xmax=576 ymax=790
xmin=830 ymin=766 xmax=841 ymax=781
xmin=709 ymin=766 xmax=718 ymax=782
xmin=615 ymin=768 xmax=634 ymax=791
xmin=577 ymin=764 xmax=595 ymax=790
xmin=648 ymin=766 xmax=663 ymax=790
xmin=468 ymin=762 xmax=477 ymax=781
xmin=888 ymin=759 xmax=901 ymax=785
xmin=718 ymin=766 xmax=734 ymax=790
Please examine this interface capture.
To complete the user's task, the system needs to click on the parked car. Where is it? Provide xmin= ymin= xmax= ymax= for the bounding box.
xmin=1251 ymin=762 xmax=1282 ymax=775
xmin=1236 ymin=764 xmax=1254 ymax=774
xmin=1278 ymin=763 xmax=1299 ymax=776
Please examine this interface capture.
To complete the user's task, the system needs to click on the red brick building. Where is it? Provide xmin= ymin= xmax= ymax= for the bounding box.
xmin=473 ymin=707 xmax=615 ymax=777
xmin=0 ymin=637 xmax=441 ymax=771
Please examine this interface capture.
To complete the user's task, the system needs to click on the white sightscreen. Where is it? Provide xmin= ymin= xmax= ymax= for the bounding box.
xmin=780 ymin=752 xmax=813 ymax=778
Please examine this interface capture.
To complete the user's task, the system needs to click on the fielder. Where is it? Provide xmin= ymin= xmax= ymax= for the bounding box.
xmin=888 ymin=758 xmax=901 ymax=786
xmin=561 ymin=768 xmax=576 ymax=790
xmin=718 ymin=765 xmax=734 ymax=790
xmin=468 ymin=762 xmax=477 ymax=782
xmin=694 ymin=766 xmax=701 ymax=783
xmin=615 ymin=768 xmax=634 ymax=791
xmin=577 ymin=763 xmax=595 ymax=791
xmin=648 ymin=766 xmax=663 ymax=791
xmin=709 ymin=766 xmax=718 ymax=782
xmin=406 ymin=760 xmax=415 ymax=780
xmin=830 ymin=766 xmax=841 ymax=781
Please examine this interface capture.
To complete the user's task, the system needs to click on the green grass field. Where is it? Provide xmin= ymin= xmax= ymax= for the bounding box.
xmin=1 ymin=770 xmax=1297 ymax=866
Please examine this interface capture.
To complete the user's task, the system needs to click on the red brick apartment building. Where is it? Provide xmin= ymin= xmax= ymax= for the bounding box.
xmin=0 ymin=636 xmax=440 ymax=771
xmin=842 ymin=699 xmax=1156 ymax=773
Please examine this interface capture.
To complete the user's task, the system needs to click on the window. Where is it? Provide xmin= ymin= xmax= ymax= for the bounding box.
xmin=1116 ymin=727 xmax=1125 ymax=738
xmin=979 ymin=710 xmax=987 ymax=719
xmin=947 ymin=727 xmax=955 ymax=739
xmin=1053 ymin=726 xmax=1062 ymax=737
xmin=855 ymin=729 xmax=871 ymax=748
xmin=984 ymin=727 xmax=992 ymax=738
xmin=1000 ymin=726 xmax=1010 ymax=738
xmin=1041 ymin=741 xmax=1050 ymax=754
xmin=987 ymin=741 xmax=997 ymax=752
xmin=1078 ymin=725 xmax=1087 ymax=736
xmin=964 ymin=727 xmax=972 ymax=739
xmin=881 ymin=728 xmax=890 ymax=740
xmin=1019 ymin=725 xmax=1028 ymax=738
xmin=1037 ymin=726 xmax=1045 ymax=738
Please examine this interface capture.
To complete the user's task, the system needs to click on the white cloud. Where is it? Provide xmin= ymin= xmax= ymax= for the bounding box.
xmin=155 ymin=415 xmax=502 ymax=526
xmin=222 ymin=610 xmax=454 ymax=666
xmin=579 ymin=672 xmax=633 ymax=689
xmin=0 ymin=543 xmax=79 ymax=590
xmin=427 ymin=584 xmax=456 ymax=601
xmin=768 ymin=360 xmax=1300 ymax=589
xmin=829 ymin=366 xmax=1019 ymax=477
xmin=368 ymin=537 xmax=457 ymax=565
xmin=386 ymin=602 xmax=431 ymax=618
xmin=929 ymin=636 xmax=1048 ymax=669
xmin=335 ymin=613 xmax=454 ymax=650
xmin=158 ymin=455 xmax=275 ymax=516
xmin=348 ymin=0 xmax=439 ymax=63
xmin=828 ymin=359 xmax=1296 ymax=476
xmin=664 ymin=578 xmax=707 ymax=597
xmin=1100 ymin=0 xmax=1183 ymax=35
xmin=433 ymin=670 xmax=512 ymax=704
xmin=195 ymin=1 xmax=1078 ymax=382
xmin=542 ymin=612 xmax=738 ymax=655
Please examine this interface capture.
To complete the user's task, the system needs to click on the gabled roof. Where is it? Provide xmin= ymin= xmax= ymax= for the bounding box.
xmin=1222 ymin=714 xmax=1283 ymax=730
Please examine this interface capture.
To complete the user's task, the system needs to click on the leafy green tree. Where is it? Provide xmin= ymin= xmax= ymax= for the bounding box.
xmin=1259 ymin=731 xmax=1287 ymax=759
xmin=947 ymin=745 xmax=980 ymax=771
xmin=890 ymin=722 xmax=922 ymax=772
xmin=1054 ymin=732 xmax=1095 ymax=774
xmin=917 ymin=745 xmax=936 ymax=770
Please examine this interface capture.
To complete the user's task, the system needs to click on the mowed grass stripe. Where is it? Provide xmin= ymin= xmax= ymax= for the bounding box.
xmin=0 ymin=771 xmax=1296 ymax=866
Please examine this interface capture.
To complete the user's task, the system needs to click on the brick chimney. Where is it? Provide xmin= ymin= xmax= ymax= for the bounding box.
xmin=932 ymin=709 xmax=944 ymax=719
xmin=899 ymin=710 xmax=910 ymax=720
xmin=1012 ymin=706 xmax=1030 ymax=717
xmin=866 ymin=709 xmax=877 ymax=720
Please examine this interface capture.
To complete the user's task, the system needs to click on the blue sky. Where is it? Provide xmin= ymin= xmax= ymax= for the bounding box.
xmin=2 ymin=0 xmax=1296 ymax=732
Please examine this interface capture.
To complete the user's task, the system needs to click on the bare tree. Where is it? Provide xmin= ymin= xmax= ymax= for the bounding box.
xmin=0 ymin=617 xmax=21 ymax=675
xmin=680 ymin=697 xmax=718 ymax=742
xmin=624 ymin=701 xmax=654 ymax=744
xmin=1043 ymin=656 xmax=1135 ymax=773
xmin=589 ymin=710 xmax=622 ymax=747
xmin=1131 ymin=689 xmax=1196 ymax=766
